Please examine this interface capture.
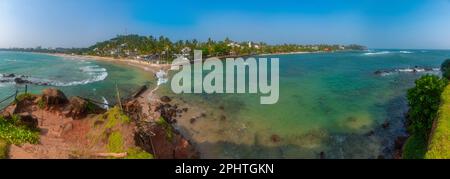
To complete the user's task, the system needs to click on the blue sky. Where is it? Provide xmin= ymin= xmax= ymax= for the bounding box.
xmin=1 ymin=0 xmax=450 ymax=49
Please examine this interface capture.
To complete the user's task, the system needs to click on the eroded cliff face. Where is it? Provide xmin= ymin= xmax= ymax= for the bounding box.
xmin=0 ymin=88 xmax=198 ymax=159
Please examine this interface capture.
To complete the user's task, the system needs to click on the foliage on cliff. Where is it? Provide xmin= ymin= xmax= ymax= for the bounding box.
xmin=403 ymin=75 xmax=447 ymax=159
xmin=407 ymin=75 xmax=447 ymax=135
xmin=425 ymin=85 xmax=450 ymax=159
xmin=0 ymin=116 xmax=40 ymax=145
xmin=0 ymin=139 xmax=8 ymax=159
xmin=441 ymin=59 xmax=450 ymax=80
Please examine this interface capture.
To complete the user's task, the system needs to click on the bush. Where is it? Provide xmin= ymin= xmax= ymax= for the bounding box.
xmin=407 ymin=75 xmax=448 ymax=135
xmin=441 ymin=59 xmax=450 ymax=80
xmin=0 ymin=116 xmax=40 ymax=145
xmin=425 ymin=85 xmax=450 ymax=159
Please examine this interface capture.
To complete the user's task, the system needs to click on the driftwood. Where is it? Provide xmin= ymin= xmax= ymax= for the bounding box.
xmin=94 ymin=152 xmax=128 ymax=158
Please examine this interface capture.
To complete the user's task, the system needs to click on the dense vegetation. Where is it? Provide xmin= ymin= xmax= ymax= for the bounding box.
xmin=441 ymin=59 xmax=450 ymax=80
xmin=425 ymin=85 xmax=450 ymax=159
xmin=0 ymin=34 xmax=367 ymax=62
xmin=98 ymin=107 xmax=153 ymax=159
xmin=403 ymin=75 xmax=447 ymax=159
xmin=0 ymin=115 xmax=40 ymax=159
xmin=0 ymin=139 xmax=7 ymax=159
xmin=0 ymin=115 xmax=40 ymax=145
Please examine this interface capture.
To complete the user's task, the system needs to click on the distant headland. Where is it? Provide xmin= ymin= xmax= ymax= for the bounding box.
xmin=0 ymin=34 xmax=367 ymax=62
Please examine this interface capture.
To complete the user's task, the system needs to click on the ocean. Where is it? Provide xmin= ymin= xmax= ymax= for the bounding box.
xmin=157 ymin=50 xmax=450 ymax=159
xmin=0 ymin=51 xmax=155 ymax=109
xmin=2 ymin=50 xmax=450 ymax=158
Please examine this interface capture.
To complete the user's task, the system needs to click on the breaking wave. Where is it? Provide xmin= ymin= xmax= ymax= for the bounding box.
xmin=375 ymin=67 xmax=440 ymax=76
xmin=363 ymin=51 xmax=392 ymax=56
xmin=363 ymin=50 xmax=414 ymax=56
xmin=0 ymin=65 xmax=108 ymax=87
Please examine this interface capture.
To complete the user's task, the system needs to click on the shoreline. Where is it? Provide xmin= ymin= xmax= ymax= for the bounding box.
xmin=46 ymin=53 xmax=171 ymax=74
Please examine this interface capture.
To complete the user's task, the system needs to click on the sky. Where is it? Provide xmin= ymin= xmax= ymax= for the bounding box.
xmin=1 ymin=0 xmax=450 ymax=49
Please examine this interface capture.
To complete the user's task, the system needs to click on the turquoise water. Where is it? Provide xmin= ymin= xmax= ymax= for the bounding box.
xmin=158 ymin=50 xmax=450 ymax=159
xmin=0 ymin=51 xmax=155 ymax=109
xmin=2 ymin=50 xmax=450 ymax=159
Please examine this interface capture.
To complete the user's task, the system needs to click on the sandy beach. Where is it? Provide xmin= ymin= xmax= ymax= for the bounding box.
xmin=48 ymin=53 xmax=171 ymax=74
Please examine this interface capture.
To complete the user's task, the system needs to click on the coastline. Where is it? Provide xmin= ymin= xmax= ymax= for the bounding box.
xmin=46 ymin=53 xmax=171 ymax=74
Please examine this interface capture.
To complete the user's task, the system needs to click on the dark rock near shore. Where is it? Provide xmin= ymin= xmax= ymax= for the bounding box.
xmin=134 ymin=121 xmax=199 ymax=159
xmin=374 ymin=70 xmax=384 ymax=75
xmin=14 ymin=77 xmax=28 ymax=84
xmin=190 ymin=118 xmax=197 ymax=124
xmin=155 ymin=103 xmax=179 ymax=123
xmin=65 ymin=97 xmax=105 ymax=120
xmin=394 ymin=136 xmax=408 ymax=159
xmin=3 ymin=74 xmax=15 ymax=78
xmin=123 ymin=99 xmax=143 ymax=121
xmin=382 ymin=120 xmax=390 ymax=129
xmin=319 ymin=152 xmax=326 ymax=159
xmin=270 ymin=134 xmax=281 ymax=143
xmin=160 ymin=96 xmax=172 ymax=103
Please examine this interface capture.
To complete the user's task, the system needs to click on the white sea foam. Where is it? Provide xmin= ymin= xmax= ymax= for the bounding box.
xmin=0 ymin=65 xmax=108 ymax=87
xmin=4 ymin=59 xmax=17 ymax=62
xmin=363 ymin=50 xmax=413 ymax=56
xmin=378 ymin=67 xmax=440 ymax=76
xmin=363 ymin=51 xmax=392 ymax=56
xmin=0 ymin=82 xmax=14 ymax=88
xmin=49 ymin=72 xmax=108 ymax=86
xmin=80 ymin=65 xmax=107 ymax=72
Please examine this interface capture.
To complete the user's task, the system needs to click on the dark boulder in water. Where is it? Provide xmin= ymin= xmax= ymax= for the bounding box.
xmin=319 ymin=152 xmax=326 ymax=159
xmin=382 ymin=120 xmax=390 ymax=129
xmin=14 ymin=77 xmax=28 ymax=84
xmin=3 ymin=74 xmax=15 ymax=78
xmin=374 ymin=70 xmax=384 ymax=75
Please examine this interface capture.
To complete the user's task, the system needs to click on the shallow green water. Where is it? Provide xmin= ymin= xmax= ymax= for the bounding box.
xmin=157 ymin=50 xmax=450 ymax=159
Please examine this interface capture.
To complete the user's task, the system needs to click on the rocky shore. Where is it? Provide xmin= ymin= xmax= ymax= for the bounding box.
xmin=0 ymin=87 xmax=198 ymax=159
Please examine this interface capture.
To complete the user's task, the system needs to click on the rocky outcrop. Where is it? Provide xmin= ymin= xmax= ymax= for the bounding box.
xmin=0 ymin=74 xmax=49 ymax=86
xmin=17 ymin=115 xmax=39 ymax=129
xmin=65 ymin=97 xmax=105 ymax=120
xmin=154 ymin=103 xmax=183 ymax=124
xmin=42 ymin=88 xmax=68 ymax=107
xmin=160 ymin=96 xmax=172 ymax=103
xmin=134 ymin=121 xmax=199 ymax=159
